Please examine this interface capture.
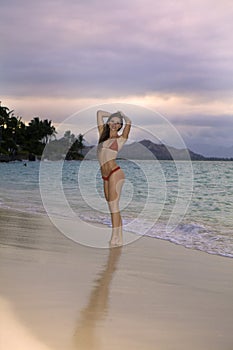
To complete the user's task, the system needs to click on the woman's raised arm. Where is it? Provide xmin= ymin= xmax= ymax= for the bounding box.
xmin=97 ymin=110 xmax=111 ymax=135
xmin=119 ymin=111 xmax=131 ymax=139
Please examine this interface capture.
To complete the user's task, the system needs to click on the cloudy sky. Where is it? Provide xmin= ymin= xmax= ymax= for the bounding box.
xmin=1 ymin=0 xmax=233 ymax=155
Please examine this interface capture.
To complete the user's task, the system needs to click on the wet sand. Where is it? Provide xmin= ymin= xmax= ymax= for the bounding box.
xmin=0 ymin=208 xmax=233 ymax=350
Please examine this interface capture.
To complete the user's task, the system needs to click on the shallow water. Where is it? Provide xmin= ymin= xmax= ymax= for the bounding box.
xmin=0 ymin=160 xmax=233 ymax=257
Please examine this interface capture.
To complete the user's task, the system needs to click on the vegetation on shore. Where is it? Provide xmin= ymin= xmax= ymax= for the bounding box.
xmin=0 ymin=102 xmax=84 ymax=162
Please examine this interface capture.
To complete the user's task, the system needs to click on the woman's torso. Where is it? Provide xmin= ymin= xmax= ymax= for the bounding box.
xmin=97 ymin=136 xmax=126 ymax=176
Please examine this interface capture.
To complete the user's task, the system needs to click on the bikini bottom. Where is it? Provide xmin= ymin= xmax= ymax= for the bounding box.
xmin=102 ymin=166 xmax=121 ymax=181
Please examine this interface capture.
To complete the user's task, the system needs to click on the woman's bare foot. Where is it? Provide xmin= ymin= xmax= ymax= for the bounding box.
xmin=109 ymin=228 xmax=123 ymax=247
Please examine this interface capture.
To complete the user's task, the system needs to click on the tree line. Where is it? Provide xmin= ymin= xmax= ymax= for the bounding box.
xmin=0 ymin=102 xmax=84 ymax=161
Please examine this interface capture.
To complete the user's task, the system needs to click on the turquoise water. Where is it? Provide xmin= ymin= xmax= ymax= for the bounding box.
xmin=0 ymin=160 xmax=233 ymax=257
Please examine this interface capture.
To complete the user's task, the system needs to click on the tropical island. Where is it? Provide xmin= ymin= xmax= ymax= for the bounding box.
xmin=1 ymin=102 xmax=232 ymax=162
xmin=0 ymin=102 xmax=84 ymax=162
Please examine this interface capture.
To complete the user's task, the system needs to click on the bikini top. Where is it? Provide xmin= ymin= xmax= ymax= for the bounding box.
xmin=97 ymin=136 xmax=126 ymax=166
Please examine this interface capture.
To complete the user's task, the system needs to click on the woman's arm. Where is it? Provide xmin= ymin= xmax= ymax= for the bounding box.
xmin=119 ymin=111 xmax=131 ymax=139
xmin=97 ymin=110 xmax=111 ymax=134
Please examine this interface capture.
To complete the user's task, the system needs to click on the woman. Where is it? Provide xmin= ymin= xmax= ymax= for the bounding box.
xmin=97 ymin=110 xmax=131 ymax=247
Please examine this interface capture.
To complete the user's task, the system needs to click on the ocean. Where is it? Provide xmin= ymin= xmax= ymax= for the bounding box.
xmin=0 ymin=159 xmax=232 ymax=257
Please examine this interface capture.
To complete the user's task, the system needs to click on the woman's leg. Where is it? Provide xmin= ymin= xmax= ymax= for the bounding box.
xmin=103 ymin=180 xmax=109 ymax=201
xmin=107 ymin=169 xmax=125 ymax=246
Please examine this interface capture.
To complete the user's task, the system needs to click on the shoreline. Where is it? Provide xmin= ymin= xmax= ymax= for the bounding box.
xmin=1 ymin=208 xmax=233 ymax=349
xmin=1 ymin=154 xmax=233 ymax=163
xmin=1 ymin=205 xmax=232 ymax=259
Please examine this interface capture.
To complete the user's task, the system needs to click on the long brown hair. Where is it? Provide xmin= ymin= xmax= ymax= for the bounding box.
xmin=98 ymin=112 xmax=123 ymax=144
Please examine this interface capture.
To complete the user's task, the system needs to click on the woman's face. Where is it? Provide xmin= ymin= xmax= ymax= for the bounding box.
xmin=108 ymin=117 xmax=122 ymax=131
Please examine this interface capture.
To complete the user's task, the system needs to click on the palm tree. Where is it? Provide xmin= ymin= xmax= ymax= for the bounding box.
xmin=0 ymin=105 xmax=17 ymax=153
xmin=77 ymin=133 xmax=84 ymax=155
xmin=25 ymin=117 xmax=57 ymax=154
xmin=0 ymin=103 xmax=57 ymax=157
xmin=64 ymin=130 xmax=76 ymax=144
xmin=41 ymin=119 xmax=56 ymax=144
xmin=64 ymin=132 xmax=85 ymax=160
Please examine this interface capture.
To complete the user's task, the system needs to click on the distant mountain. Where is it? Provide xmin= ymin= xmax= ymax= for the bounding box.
xmin=141 ymin=140 xmax=210 ymax=160
xmin=137 ymin=140 xmax=206 ymax=160
xmin=76 ymin=139 xmax=233 ymax=161
xmin=83 ymin=139 xmax=208 ymax=160
xmin=186 ymin=143 xmax=233 ymax=158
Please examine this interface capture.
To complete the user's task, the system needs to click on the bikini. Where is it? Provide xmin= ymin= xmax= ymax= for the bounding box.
xmin=102 ymin=166 xmax=121 ymax=181
xmin=98 ymin=136 xmax=126 ymax=181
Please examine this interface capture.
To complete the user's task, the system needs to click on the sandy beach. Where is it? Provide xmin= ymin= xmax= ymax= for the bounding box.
xmin=0 ymin=208 xmax=233 ymax=350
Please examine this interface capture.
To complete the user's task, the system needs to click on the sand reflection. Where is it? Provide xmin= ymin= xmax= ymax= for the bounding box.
xmin=74 ymin=247 xmax=122 ymax=349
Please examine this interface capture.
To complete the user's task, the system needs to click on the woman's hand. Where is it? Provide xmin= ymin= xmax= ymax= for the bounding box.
xmin=117 ymin=110 xmax=126 ymax=118
xmin=118 ymin=111 xmax=131 ymax=138
xmin=97 ymin=110 xmax=111 ymax=135
xmin=117 ymin=111 xmax=131 ymax=125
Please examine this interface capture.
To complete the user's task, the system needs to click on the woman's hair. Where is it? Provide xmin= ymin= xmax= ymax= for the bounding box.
xmin=98 ymin=112 xmax=123 ymax=144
